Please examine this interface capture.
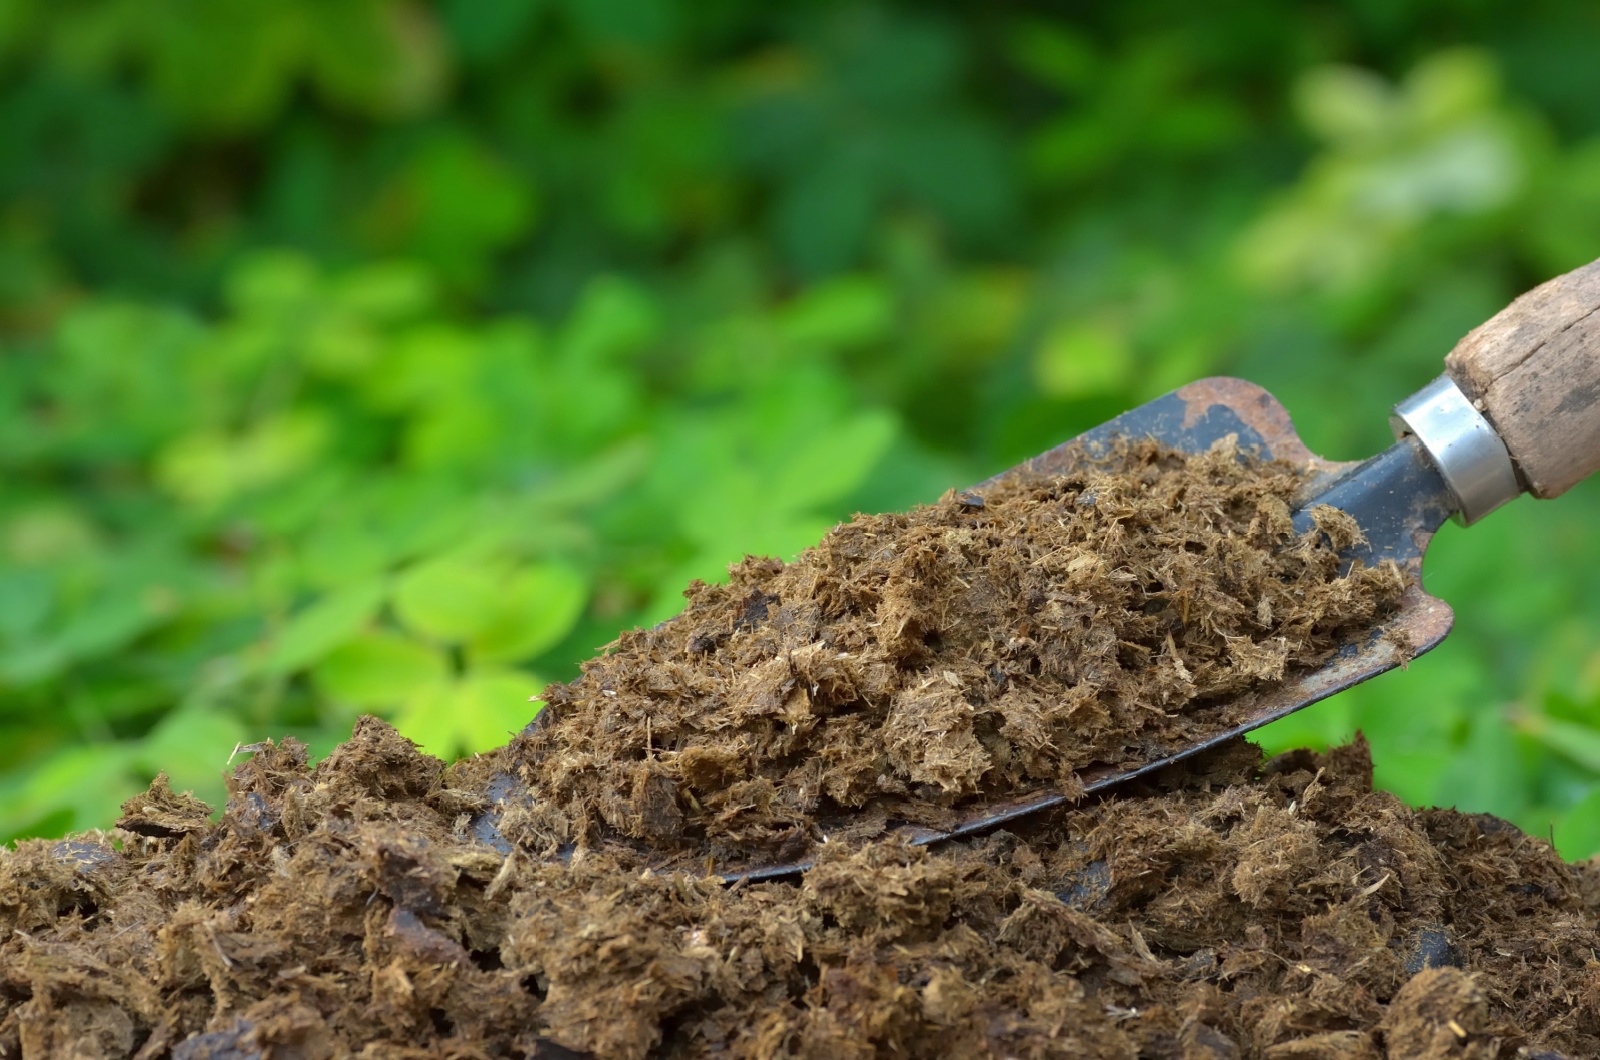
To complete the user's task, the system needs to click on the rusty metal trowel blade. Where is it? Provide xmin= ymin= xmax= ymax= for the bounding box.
xmin=727 ymin=378 xmax=1459 ymax=882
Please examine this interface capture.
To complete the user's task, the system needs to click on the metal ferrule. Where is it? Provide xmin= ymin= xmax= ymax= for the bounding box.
xmin=1390 ymin=374 xmax=1522 ymax=526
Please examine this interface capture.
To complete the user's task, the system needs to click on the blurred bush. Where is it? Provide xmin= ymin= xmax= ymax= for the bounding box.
xmin=3 ymin=1 xmax=1600 ymax=854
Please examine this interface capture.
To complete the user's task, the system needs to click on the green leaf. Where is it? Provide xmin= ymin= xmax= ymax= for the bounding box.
xmin=132 ymin=708 xmax=249 ymax=810
xmin=156 ymin=410 xmax=332 ymax=508
xmin=260 ymin=579 xmax=386 ymax=675
xmin=357 ymin=133 xmax=536 ymax=287
xmin=454 ymin=668 xmax=546 ymax=752
xmin=776 ymin=151 xmax=879 ymax=277
xmin=4 ymin=506 xmax=99 ymax=565
xmin=313 ymin=632 xmax=449 ymax=706
xmin=1253 ymin=698 xmax=1354 ymax=757
xmin=359 ymin=322 xmax=481 ymax=412
xmin=390 ymin=683 xmax=459 ymax=760
xmin=441 ymin=0 xmax=547 ymax=64
xmin=0 ymin=569 xmax=53 ymax=639
xmin=366 ymin=479 xmax=479 ymax=562
xmin=298 ymin=517 xmax=393 ymax=588
xmin=525 ymin=439 xmax=651 ymax=511
xmin=779 ymin=275 xmax=893 ymax=349
xmin=333 ymin=261 xmax=436 ymax=321
xmin=1035 ymin=317 xmax=1133 ymax=399
xmin=404 ymin=397 xmax=500 ymax=471
xmin=392 ymin=557 xmax=501 ymax=643
xmin=1553 ymin=786 xmax=1600 ymax=860
xmin=303 ymin=312 xmax=381 ymax=378
xmin=926 ymin=269 xmax=1028 ymax=351
xmin=1294 ymin=65 xmax=1394 ymax=144
xmin=0 ymin=641 xmax=67 ymax=686
xmin=768 ymin=409 xmax=897 ymax=513
xmin=1516 ymin=712 xmax=1600 ymax=774
xmin=1526 ymin=142 xmax=1600 ymax=274
xmin=892 ymin=116 xmax=1014 ymax=236
xmin=0 ymin=744 xmax=134 ymax=839
xmin=468 ymin=563 xmax=589 ymax=664
xmin=559 ymin=0 xmax=674 ymax=47
xmin=305 ymin=0 xmax=450 ymax=118
xmin=226 ymin=252 xmax=319 ymax=317
xmin=392 ymin=666 xmax=544 ymax=760
xmin=52 ymin=593 xmax=161 ymax=661
xmin=556 ymin=276 xmax=661 ymax=368
xmin=1008 ymin=20 xmax=1098 ymax=91
xmin=1406 ymin=48 xmax=1500 ymax=129
xmin=1354 ymin=668 xmax=1472 ymax=810
xmin=1436 ymin=713 xmax=1530 ymax=821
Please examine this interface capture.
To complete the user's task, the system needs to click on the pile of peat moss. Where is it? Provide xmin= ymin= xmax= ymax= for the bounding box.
xmin=1 ymin=722 xmax=1595 ymax=1058
xmin=512 ymin=438 xmax=1407 ymax=861
xmin=5 ymin=439 xmax=1595 ymax=1059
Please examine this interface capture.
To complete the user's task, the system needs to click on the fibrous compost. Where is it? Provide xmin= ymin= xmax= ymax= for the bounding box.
xmin=1 ymin=724 xmax=1595 ymax=1058
xmin=511 ymin=438 xmax=1406 ymax=862
xmin=4 ymin=438 xmax=1594 ymax=1059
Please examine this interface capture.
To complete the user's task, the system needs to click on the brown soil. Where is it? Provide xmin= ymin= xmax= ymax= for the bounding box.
xmin=4 ymin=441 xmax=1594 ymax=1058
xmin=2 ymin=722 xmax=1595 ymax=1059
xmin=513 ymin=439 xmax=1407 ymax=864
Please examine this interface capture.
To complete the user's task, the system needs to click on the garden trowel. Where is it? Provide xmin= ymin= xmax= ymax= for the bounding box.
xmin=485 ymin=256 xmax=1600 ymax=881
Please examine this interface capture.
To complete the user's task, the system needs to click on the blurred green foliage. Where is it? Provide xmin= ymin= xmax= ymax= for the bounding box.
xmin=3 ymin=1 xmax=1600 ymax=854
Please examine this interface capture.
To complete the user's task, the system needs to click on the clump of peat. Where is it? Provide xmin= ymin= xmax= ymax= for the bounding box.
xmin=512 ymin=438 xmax=1407 ymax=861
xmin=11 ymin=439 xmax=1585 ymax=1059
xmin=2 ymin=722 xmax=1596 ymax=1059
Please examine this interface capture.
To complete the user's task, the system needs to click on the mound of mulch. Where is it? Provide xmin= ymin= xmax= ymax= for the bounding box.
xmin=513 ymin=439 xmax=1407 ymax=862
xmin=1 ymin=721 xmax=1595 ymax=1059
xmin=4 ymin=439 xmax=1592 ymax=1058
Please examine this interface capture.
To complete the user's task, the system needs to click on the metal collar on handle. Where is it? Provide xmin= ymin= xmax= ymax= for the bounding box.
xmin=1390 ymin=374 xmax=1522 ymax=526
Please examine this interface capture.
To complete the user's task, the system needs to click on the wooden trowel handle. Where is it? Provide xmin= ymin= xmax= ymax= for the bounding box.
xmin=1444 ymin=257 xmax=1600 ymax=499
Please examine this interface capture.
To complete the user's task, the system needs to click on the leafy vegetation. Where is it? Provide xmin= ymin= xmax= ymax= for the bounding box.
xmin=2 ymin=1 xmax=1600 ymax=854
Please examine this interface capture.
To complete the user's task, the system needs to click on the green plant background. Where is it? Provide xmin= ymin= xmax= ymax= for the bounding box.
xmin=3 ymin=1 xmax=1600 ymax=856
